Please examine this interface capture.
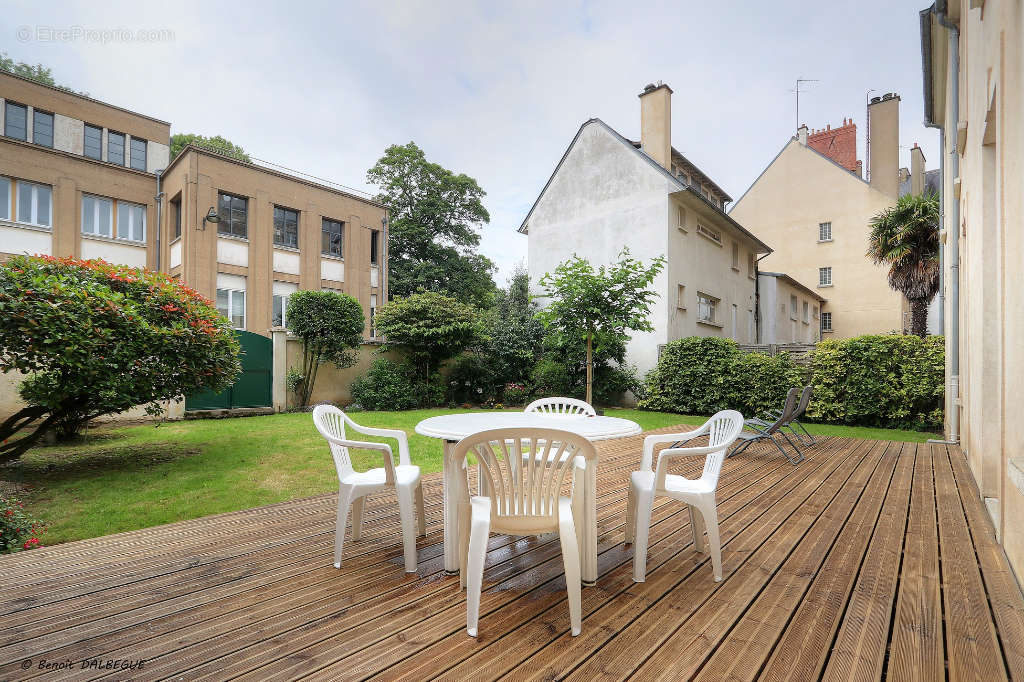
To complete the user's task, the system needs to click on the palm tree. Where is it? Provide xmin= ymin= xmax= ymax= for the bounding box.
xmin=867 ymin=192 xmax=941 ymax=337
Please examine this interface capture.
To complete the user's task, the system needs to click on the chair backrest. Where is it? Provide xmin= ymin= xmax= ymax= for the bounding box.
xmin=312 ymin=404 xmax=356 ymax=481
xmin=764 ymin=387 xmax=801 ymax=433
xmin=524 ymin=397 xmax=596 ymax=418
xmin=793 ymin=385 xmax=813 ymax=418
xmin=451 ymin=428 xmax=597 ymax=533
xmin=696 ymin=410 xmax=746 ymax=489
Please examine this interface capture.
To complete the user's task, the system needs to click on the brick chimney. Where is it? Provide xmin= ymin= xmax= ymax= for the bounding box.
xmin=910 ymin=142 xmax=926 ymax=195
xmin=639 ymin=82 xmax=672 ymax=171
xmin=807 ymin=117 xmax=859 ymax=173
xmin=868 ymin=93 xmax=900 ymax=198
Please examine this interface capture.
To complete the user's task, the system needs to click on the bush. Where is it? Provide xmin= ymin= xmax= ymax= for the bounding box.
xmin=502 ymin=382 xmax=531 ymax=406
xmin=447 ymin=354 xmax=497 ymax=404
xmin=0 ymin=255 xmax=240 ymax=461
xmin=808 ymin=335 xmax=944 ymax=430
xmin=729 ymin=352 xmax=805 ymax=417
xmin=530 ymin=358 xmax=574 ymax=399
xmin=286 ymin=290 xmax=365 ymax=407
xmin=594 ymin=363 xmax=645 ymax=406
xmin=639 ymin=337 xmax=743 ymax=414
xmin=350 ymin=359 xmax=420 ymax=411
xmin=1 ymin=495 xmax=45 ymax=554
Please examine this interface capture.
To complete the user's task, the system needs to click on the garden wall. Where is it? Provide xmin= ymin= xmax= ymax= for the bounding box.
xmin=279 ymin=335 xmax=396 ymax=409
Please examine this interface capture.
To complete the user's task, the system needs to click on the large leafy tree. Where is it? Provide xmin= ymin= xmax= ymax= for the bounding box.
xmin=538 ymin=249 xmax=665 ymax=405
xmin=286 ymin=290 xmax=365 ymax=407
xmin=0 ymin=52 xmax=83 ymax=94
xmin=867 ymin=192 xmax=941 ymax=337
xmin=0 ymin=256 xmax=240 ymax=461
xmin=367 ymin=142 xmax=496 ymax=307
xmin=170 ymin=133 xmax=251 ymax=163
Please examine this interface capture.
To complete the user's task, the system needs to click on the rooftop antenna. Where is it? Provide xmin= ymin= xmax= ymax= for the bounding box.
xmin=865 ymin=89 xmax=876 ymax=181
xmin=791 ymin=78 xmax=819 ymax=132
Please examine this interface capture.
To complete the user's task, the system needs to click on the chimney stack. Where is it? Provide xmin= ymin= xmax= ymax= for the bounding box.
xmin=910 ymin=143 xmax=926 ymax=195
xmin=797 ymin=124 xmax=809 ymax=145
xmin=639 ymin=82 xmax=673 ymax=171
xmin=867 ymin=92 xmax=900 ymax=198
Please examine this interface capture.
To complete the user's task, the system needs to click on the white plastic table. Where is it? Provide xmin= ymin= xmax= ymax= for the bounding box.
xmin=415 ymin=412 xmax=642 ymax=585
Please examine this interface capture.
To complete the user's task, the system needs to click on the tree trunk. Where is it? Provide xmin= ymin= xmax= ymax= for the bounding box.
xmin=910 ymin=299 xmax=929 ymax=338
xmin=585 ymin=332 xmax=593 ymax=406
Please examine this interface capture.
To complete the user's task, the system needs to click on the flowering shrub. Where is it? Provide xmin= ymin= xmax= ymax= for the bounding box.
xmin=0 ymin=255 xmax=241 ymax=460
xmin=0 ymin=495 xmax=45 ymax=554
xmin=502 ymin=383 xmax=530 ymax=406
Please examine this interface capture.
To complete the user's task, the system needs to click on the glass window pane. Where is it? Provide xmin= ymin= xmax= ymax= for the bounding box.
xmin=82 ymin=196 xmax=95 ymax=234
xmin=231 ymin=291 xmax=245 ymax=329
xmin=134 ymin=205 xmax=145 ymax=241
xmin=130 ymin=138 xmax=147 ymax=171
xmin=272 ymin=295 xmax=284 ymax=327
xmin=97 ymin=198 xmax=112 ymax=237
xmin=35 ymin=185 xmax=50 ymax=226
xmin=33 ymin=111 xmax=53 ymax=147
xmin=5 ymin=103 xmax=27 ymax=140
xmin=216 ymin=289 xmax=229 ymax=318
xmin=84 ymin=125 xmax=102 ymax=159
xmin=17 ymin=183 xmax=32 ymax=223
xmin=108 ymin=132 xmax=125 ymax=165
xmin=0 ymin=177 xmax=8 ymax=221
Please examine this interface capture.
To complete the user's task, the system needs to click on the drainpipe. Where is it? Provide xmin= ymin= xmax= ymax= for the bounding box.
xmin=154 ymin=168 xmax=165 ymax=271
xmin=754 ymin=252 xmax=771 ymax=344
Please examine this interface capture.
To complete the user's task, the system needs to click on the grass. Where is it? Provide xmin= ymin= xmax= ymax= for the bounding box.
xmin=1 ymin=408 xmax=936 ymax=546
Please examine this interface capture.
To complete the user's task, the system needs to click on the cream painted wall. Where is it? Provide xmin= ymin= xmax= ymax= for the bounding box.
xmin=757 ymin=274 xmax=822 ymax=344
xmin=79 ymin=236 xmax=147 ymax=267
xmin=730 ymin=139 xmax=905 ymax=338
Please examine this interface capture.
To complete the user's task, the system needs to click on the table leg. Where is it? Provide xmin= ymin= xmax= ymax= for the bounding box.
xmin=583 ymin=460 xmax=598 ymax=585
xmin=443 ymin=440 xmax=459 ymax=575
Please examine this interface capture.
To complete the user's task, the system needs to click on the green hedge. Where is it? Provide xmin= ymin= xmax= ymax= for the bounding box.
xmin=639 ymin=335 xmax=945 ymax=431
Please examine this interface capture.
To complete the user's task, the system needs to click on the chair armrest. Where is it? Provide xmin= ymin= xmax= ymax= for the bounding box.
xmin=653 ymin=444 xmax=725 ymax=489
xmin=344 ymin=421 xmax=412 ymax=466
xmin=640 ymin=428 xmax=707 ymax=471
xmin=321 ymin=432 xmax=397 ymax=485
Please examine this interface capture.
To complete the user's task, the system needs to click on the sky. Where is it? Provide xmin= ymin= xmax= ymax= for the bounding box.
xmin=2 ymin=0 xmax=938 ymax=286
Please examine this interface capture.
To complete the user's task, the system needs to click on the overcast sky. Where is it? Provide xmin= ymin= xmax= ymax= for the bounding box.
xmin=3 ymin=0 xmax=937 ymax=285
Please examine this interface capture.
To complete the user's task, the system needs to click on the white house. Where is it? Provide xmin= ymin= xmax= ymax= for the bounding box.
xmin=519 ymin=83 xmax=771 ymax=375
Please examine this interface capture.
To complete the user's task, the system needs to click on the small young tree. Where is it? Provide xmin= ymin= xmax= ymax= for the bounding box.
xmin=374 ymin=291 xmax=485 ymax=382
xmin=286 ymin=290 xmax=365 ymax=407
xmin=0 ymin=255 xmax=240 ymax=461
xmin=538 ymin=249 xmax=665 ymax=405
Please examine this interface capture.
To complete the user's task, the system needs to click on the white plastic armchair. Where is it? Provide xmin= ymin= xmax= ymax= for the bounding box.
xmin=524 ymin=397 xmax=597 ymax=418
xmin=453 ymin=428 xmax=596 ymax=638
xmin=625 ymin=410 xmax=744 ymax=583
xmin=312 ymin=405 xmax=425 ymax=573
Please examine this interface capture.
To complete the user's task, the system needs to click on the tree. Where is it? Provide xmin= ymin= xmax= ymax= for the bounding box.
xmin=0 ymin=52 xmax=83 ymax=94
xmin=374 ymin=291 xmax=485 ymax=382
xmin=0 ymin=255 xmax=240 ymax=461
xmin=537 ymin=249 xmax=665 ymax=405
xmin=367 ymin=142 xmax=497 ymax=307
xmin=286 ymin=290 xmax=365 ymax=407
xmin=485 ymin=265 xmax=544 ymax=386
xmin=170 ymin=133 xmax=251 ymax=163
xmin=867 ymin=192 xmax=941 ymax=337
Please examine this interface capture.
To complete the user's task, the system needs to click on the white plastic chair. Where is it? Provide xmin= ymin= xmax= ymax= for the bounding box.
xmin=625 ymin=410 xmax=744 ymax=583
xmin=524 ymin=397 xmax=597 ymax=418
xmin=452 ymin=427 xmax=596 ymax=637
xmin=312 ymin=405 xmax=426 ymax=573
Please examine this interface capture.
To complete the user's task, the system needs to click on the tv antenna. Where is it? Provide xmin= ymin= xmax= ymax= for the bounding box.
xmin=791 ymin=78 xmax=820 ymax=131
xmin=865 ymin=89 xmax=877 ymax=181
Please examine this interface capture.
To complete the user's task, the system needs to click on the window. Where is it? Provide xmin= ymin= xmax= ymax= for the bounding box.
xmin=32 ymin=110 xmax=53 ymax=148
xmin=790 ymin=295 xmax=798 ymax=320
xmin=701 ymin=186 xmax=711 ymax=200
xmin=117 ymin=201 xmax=146 ymax=242
xmin=802 ymin=301 xmax=809 ymax=323
xmin=0 ymin=176 xmax=9 ymax=221
xmin=370 ymin=294 xmax=378 ymax=338
xmin=273 ymin=206 xmax=299 ymax=248
xmin=370 ymin=229 xmax=380 ymax=265
xmin=217 ymin=191 xmax=248 ymax=238
xmin=129 ymin=137 xmax=147 ymax=171
xmin=82 ymin=194 xmax=114 ymax=237
xmin=818 ymin=221 xmax=832 ymax=242
xmin=217 ymin=288 xmax=245 ymax=329
xmin=748 ymin=252 xmax=756 ymax=279
xmin=676 ymin=284 xmax=686 ymax=310
xmin=107 ymin=131 xmax=125 ymax=166
xmin=819 ymin=266 xmax=832 ymax=286
xmin=4 ymin=102 xmax=27 ymax=140
xmin=170 ymin=195 xmax=181 ymax=240
xmin=16 ymin=181 xmax=52 ymax=227
xmin=83 ymin=124 xmax=102 ymax=160
xmin=322 ymin=218 xmax=344 ymax=257
xmin=676 ymin=206 xmax=687 ymax=232
xmin=697 ymin=292 xmax=718 ymax=325
xmin=695 ymin=223 xmax=722 ymax=245
xmin=731 ymin=242 xmax=740 ymax=270
xmin=821 ymin=312 xmax=833 ymax=333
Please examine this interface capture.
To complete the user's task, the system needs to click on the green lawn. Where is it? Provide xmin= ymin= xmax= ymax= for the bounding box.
xmin=3 ymin=408 xmax=936 ymax=546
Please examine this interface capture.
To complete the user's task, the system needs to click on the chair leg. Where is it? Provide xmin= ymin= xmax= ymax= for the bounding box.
xmin=558 ymin=509 xmax=583 ymax=636
xmin=415 ymin=480 xmax=426 ymax=536
xmin=698 ymin=500 xmax=723 ymax=582
xmin=795 ymin=420 xmax=816 ymax=445
xmin=466 ymin=511 xmax=491 ymax=637
xmin=624 ymin=484 xmax=636 ymax=545
xmin=779 ymin=431 xmax=805 ymax=464
xmin=396 ymin=485 xmax=419 ymax=573
xmin=689 ymin=504 xmax=706 ymax=553
xmin=728 ymin=438 xmax=754 ymax=458
xmin=334 ymin=488 xmax=353 ymax=569
xmin=350 ymin=496 xmax=365 ymax=541
xmin=632 ymin=489 xmax=655 ymax=583
xmin=572 ymin=462 xmax=585 ymax=553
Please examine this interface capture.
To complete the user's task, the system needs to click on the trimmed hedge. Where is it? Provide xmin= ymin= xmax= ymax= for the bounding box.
xmin=639 ymin=334 xmax=945 ymax=431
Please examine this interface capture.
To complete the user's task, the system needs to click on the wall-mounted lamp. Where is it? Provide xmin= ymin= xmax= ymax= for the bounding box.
xmin=200 ymin=206 xmax=220 ymax=230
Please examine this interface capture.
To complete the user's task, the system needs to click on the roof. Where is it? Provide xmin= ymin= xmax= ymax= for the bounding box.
xmin=518 ymin=118 xmax=752 ymax=246
xmin=164 ymin=144 xmax=384 ymax=209
xmin=627 ymin=141 xmax=733 ymax=203
xmin=758 ymin=271 xmax=827 ymax=302
xmin=899 ymin=168 xmax=942 ymax=197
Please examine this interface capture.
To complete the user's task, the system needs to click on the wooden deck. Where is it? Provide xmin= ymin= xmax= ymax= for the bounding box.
xmin=1 ymin=427 xmax=1023 ymax=681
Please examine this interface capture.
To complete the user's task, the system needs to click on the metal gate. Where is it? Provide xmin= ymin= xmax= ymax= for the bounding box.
xmin=186 ymin=330 xmax=273 ymax=410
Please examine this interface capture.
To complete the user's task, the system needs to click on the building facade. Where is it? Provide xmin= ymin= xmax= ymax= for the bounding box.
xmin=729 ymin=94 xmax=941 ymax=339
xmin=520 ymin=84 xmax=771 ymax=375
xmin=756 ymin=272 xmax=826 ymax=344
xmin=921 ymin=0 xmax=1024 ymax=580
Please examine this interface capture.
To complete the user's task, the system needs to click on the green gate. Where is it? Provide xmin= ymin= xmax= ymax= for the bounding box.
xmin=186 ymin=330 xmax=273 ymax=410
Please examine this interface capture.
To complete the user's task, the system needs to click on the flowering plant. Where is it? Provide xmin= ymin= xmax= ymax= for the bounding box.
xmin=502 ymin=382 xmax=530 ymax=406
xmin=0 ymin=494 xmax=45 ymax=554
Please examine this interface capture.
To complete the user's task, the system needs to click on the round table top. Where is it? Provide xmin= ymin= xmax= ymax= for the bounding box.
xmin=415 ymin=412 xmax=642 ymax=442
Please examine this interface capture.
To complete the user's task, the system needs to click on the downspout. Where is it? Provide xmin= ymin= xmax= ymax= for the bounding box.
xmin=154 ymin=169 xmax=165 ymax=271
xmin=754 ymin=252 xmax=771 ymax=344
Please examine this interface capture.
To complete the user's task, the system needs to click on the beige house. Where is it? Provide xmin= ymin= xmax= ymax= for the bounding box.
xmin=921 ymin=0 xmax=1024 ymax=580
xmin=520 ymin=83 xmax=771 ymax=375
xmin=756 ymin=272 xmax=826 ymax=344
xmin=730 ymin=94 xmax=936 ymax=338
